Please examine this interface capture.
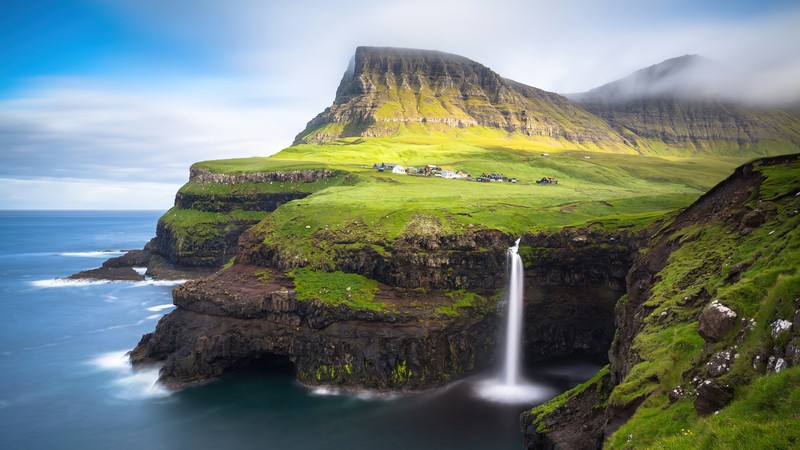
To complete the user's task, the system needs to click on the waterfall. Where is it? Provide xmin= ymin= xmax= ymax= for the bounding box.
xmin=502 ymin=238 xmax=524 ymax=386
xmin=474 ymin=237 xmax=550 ymax=403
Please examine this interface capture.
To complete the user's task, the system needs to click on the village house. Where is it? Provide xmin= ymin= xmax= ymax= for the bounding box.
xmin=392 ymin=165 xmax=406 ymax=174
xmin=373 ymin=162 xmax=400 ymax=172
xmin=536 ymin=177 xmax=558 ymax=185
xmin=423 ymin=165 xmax=441 ymax=175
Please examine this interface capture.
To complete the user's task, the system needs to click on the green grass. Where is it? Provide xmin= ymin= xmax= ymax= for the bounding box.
xmin=599 ymin=156 xmax=800 ymax=448
xmin=288 ymin=267 xmax=384 ymax=311
xmin=436 ymin=290 xmax=487 ymax=317
xmin=525 ymin=366 xmax=611 ymax=432
xmin=245 ymin=141 xmax=744 ymax=268
xmin=610 ymin=367 xmax=800 ymax=449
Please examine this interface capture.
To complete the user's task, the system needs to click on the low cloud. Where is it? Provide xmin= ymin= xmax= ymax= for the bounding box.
xmin=0 ymin=177 xmax=180 ymax=210
xmin=0 ymin=79 xmax=313 ymax=208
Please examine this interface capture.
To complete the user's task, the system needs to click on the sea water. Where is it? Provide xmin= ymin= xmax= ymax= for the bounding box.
xmin=0 ymin=211 xmax=599 ymax=450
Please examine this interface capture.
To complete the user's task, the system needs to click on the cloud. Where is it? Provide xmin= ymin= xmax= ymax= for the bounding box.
xmin=99 ymin=0 xmax=800 ymax=96
xmin=0 ymin=177 xmax=180 ymax=210
xmin=0 ymin=78 xmax=315 ymax=208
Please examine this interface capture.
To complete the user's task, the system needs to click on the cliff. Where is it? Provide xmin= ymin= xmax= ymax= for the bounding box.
xmin=522 ymin=153 xmax=800 ymax=448
xmin=131 ymin=226 xmax=641 ymax=390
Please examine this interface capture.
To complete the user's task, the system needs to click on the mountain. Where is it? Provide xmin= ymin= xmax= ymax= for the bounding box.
xmin=568 ymin=56 xmax=800 ymax=155
xmin=568 ymin=55 xmax=712 ymax=103
xmin=70 ymin=46 xmax=800 ymax=449
xmin=295 ymin=46 xmax=629 ymax=150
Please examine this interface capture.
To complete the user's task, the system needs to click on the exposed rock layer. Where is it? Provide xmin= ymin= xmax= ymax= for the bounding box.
xmin=131 ymin=265 xmax=496 ymax=390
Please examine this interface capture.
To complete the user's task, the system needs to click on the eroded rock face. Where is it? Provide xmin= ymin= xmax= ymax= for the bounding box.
xmin=131 ymin=265 xmax=496 ymax=390
xmin=698 ymin=301 xmax=738 ymax=343
xmin=188 ymin=168 xmax=335 ymax=184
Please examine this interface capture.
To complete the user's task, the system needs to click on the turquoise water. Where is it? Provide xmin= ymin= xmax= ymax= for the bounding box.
xmin=0 ymin=211 xmax=599 ymax=449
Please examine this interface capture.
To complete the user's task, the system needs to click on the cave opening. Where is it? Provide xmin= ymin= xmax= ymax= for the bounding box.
xmin=233 ymin=353 xmax=296 ymax=378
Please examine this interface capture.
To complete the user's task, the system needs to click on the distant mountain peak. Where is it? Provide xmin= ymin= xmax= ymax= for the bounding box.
xmin=567 ymin=54 xmax=714 ymax=103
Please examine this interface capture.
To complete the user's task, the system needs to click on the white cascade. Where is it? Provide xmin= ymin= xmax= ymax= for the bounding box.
xmin=502 ymin=238 xmax=524 ymax=386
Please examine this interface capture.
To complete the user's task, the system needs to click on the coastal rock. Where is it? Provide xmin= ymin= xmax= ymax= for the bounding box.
xmin=741 ymin=210 xmax=766 ymax=229
xmin=698 ymin=301 xmax=738 ymax=343
xmin=131 ymin=265 xmax=496 ymax=390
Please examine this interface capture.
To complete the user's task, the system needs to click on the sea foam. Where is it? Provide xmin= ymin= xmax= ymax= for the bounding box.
xmin=89 ymin=351 xmax=170 ymax=400
xmin=31 ymin=278 xmax=112 ymax=288
xmin=60 ymin=251 xmax=126 ymax=258
xmin=473 ymin=378 xmax=555 ymax=404
xmin=145 ymin=304 xmax=175 ymax=312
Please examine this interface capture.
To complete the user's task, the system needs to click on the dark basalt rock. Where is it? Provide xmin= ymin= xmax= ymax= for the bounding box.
xmin=694 ymin=380 xmax=734 ymax=416
xmin=698 ymin=301 xmax=738 ymax=343
xmin=131 ymin=265 xmax=496 ymax=390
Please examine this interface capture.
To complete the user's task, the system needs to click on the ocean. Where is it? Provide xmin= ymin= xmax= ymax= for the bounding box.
xmin=0 ymin=210 xmax=599 ymax=450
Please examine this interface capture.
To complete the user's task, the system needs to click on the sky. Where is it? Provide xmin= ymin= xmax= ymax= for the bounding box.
xmin=1 ymin=0 xmax=799 ymax=210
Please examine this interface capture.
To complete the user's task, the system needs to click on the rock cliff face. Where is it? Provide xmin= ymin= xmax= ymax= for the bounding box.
xmin=131 ymin=265 xmax=496 ymax=390
xmin=295 ymin=47 xmax=628 ymax=147
xmin=132 ymin=225 xmax=642 ymax=390
xmin=149 ymin=169 xmax=339 ymax=268
xmin=520 ymin=229 xmax=644 ymax=362
xmin=521 ymin=154 xmax=800 ymax=449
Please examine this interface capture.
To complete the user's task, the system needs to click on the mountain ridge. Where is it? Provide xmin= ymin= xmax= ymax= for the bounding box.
xmin=294 ymin=46 xmax=630 ymax=150
xmin=568 ymin=55 xmax=800 ymax=154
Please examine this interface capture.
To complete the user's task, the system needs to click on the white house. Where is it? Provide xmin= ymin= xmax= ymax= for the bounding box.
xmin=392 ymin=165 xmax=407 ymax=174
xmin=440 ymin=170 xmax=461 ymax=179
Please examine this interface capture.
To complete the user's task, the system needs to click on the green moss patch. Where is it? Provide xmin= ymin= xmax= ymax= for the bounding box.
xmin=288 ymin=267 xmax=384 ymax=311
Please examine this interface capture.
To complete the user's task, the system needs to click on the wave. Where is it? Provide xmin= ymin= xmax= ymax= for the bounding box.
xmin=132 ymin=267 xmax=148 ymax=275
xmin=88 ymin=351 xmax=171 ymax=400
xmin=308 ymin=386 xmax=398 ymax=401
xmin=133 ymin=278 xmax=189 ymax=287
xmin=31 ymin=278 xmax=112 ymax=288
xmin=145 ymin=304 xmax=175 ymax=312
xmin=30 ymin=278 xmax=188 ymax=288
xmin=60 ymin=250 xmax=126 ymax=258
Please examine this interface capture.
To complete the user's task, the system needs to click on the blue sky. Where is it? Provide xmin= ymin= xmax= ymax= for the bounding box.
xmin=1 ymin=0 xmax=799 ymax=209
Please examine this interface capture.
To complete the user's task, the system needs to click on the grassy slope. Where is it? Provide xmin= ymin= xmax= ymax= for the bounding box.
xmin=195 ymin=136 xmax=743 ymax=269
xmin=524 ymin=157 xmax=800 ymax=448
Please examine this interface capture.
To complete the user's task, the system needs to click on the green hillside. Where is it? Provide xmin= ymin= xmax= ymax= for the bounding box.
xmin=188 ymin=136 xmax=747 ymax=272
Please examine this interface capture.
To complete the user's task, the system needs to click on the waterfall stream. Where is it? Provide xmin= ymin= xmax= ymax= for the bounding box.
xmin=502 ymin=238 xmax=524 ymax=386
xmin=474 ymin=238 xmax=549 ymax=403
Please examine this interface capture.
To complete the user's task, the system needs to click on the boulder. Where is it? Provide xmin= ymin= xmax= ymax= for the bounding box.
xmin=770 ymin=319 xmax=793 ymax=339
xmin=740 ymin=209 xmax=766 ymax=229
xmin=698 ymin=301 xmax=738 ymax=342
xmin=694 ymin=379 xmax=734 ymax=416
xmin=787 ymin=337 xmax=800 ymax=366
xmin=704 ymin=349 xmax=736 ymax=377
